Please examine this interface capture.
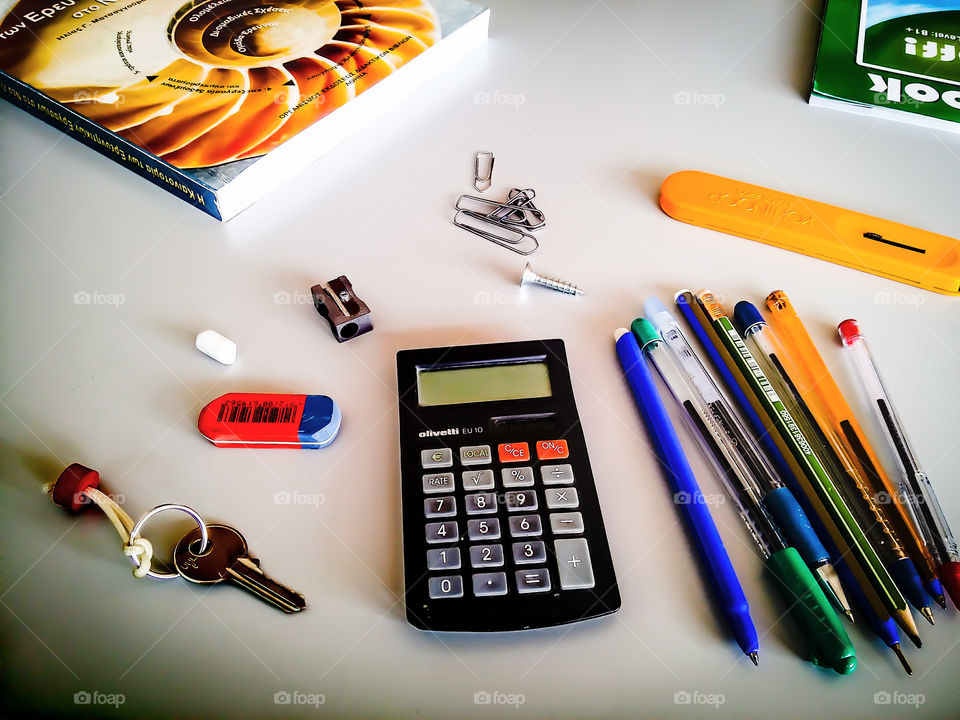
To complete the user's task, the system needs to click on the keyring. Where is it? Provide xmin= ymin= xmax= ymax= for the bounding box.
xmin=128 ymin=504 xmax=209 ymax=580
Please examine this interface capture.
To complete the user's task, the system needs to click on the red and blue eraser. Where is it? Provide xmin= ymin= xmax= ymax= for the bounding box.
xmin=198 ymin=393 xmax=341 ymax=449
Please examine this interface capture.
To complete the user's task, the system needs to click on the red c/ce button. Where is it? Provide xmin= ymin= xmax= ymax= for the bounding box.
xmin=498 ymin=443 xmax=530 ymax=463
xmin=536 ymin=439 xmax=569 ymax=460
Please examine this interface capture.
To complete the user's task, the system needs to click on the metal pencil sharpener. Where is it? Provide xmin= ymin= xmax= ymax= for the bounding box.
xmin=311 ymin=276 xmax=373 ymax=342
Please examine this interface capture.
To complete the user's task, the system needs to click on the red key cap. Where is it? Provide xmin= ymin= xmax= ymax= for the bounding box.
xmin=536 ymin=440 xmax=569 ymax=460
xmin=498 ymin=443 xmax=530 ymax=463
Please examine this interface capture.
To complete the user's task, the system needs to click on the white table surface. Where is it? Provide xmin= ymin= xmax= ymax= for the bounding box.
xmin=2 ymin=1 xmax=959 ymax=718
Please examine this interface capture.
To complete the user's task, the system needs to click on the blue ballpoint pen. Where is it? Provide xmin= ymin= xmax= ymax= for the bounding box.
xmin=615 ymin=326 xmax=759 ymax=665
xmin=643 ymin=295 xmax=848 ymax=611
xmin=674 ymin=291 xmax=912 ymax=674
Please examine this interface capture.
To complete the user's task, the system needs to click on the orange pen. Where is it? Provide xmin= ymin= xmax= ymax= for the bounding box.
xmin=764 ymin=291 xmax=942 ymax=607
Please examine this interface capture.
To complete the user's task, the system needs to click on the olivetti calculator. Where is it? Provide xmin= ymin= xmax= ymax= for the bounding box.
xmin=397 ymin=339 xmax=620 ymax=631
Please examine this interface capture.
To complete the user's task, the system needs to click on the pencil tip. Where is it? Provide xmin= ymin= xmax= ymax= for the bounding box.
xmin=935 ymin=595 xmax=947 ymax=610
xmin=892 ymin=644 xmax=912 ymax=675
xmin=748 ymin=652 xmax=759 ymax=666
xmin=921 ymin=607 xmax=935 ymax=625
xmin=844 ymin=609 xmax=855 ymax=622
xmin=907 ymin=631 xmax=922 ymax=649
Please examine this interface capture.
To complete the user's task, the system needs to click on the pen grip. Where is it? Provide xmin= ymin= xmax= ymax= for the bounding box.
xmin=889 ymin=557 xmax=930 ymax=614
xmin=763 ymin=487 xmax=829 ymax=567
xmin=767 ymin=547 xmax=857 ymax=675
xmin=937 ymin=561 xmax=960 ymax=611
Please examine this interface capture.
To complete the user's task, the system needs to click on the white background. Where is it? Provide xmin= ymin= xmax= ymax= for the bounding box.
xmin=2 ymin=1 xmax=959 ymax=718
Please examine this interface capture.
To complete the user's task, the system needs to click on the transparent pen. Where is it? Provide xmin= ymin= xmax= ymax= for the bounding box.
xmin=839 ymin=319 xmax=960 ymax=611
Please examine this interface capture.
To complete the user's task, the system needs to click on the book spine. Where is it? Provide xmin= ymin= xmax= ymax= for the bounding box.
xmin=0 ymin=72 xmax=221 ymax=220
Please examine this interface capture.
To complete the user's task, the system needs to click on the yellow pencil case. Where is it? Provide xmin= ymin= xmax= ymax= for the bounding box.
xmin=659 ymin=170 xmax=960 ymax=296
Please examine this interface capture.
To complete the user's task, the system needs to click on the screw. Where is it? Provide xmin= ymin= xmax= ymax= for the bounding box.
xmin=519 ymin=262 xmax=585 ymax=296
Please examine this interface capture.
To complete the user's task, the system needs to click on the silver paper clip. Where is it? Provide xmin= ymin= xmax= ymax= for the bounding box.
xmin=453 ymin=210 xmax=539 ymax=255
xmin=456 ymin=193 xmax=545 ymax=230
xmin=488 ymin=188 xmax=539 ymax=225
xmin=474 ymin=151 xmax=494 ymax=192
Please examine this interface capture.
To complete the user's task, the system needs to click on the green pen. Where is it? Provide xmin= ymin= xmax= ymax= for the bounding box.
xmin=693 ymin=291 xmax=921 ymax=648
xmin=632 ymin=318 xmax=856 ymax=674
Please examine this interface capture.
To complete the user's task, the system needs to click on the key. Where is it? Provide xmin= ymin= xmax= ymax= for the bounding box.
xmin=174 ymin=524 xmax=306 ymax=613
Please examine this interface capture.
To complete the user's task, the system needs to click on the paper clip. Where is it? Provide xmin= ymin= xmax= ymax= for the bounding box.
xmin=453 ymin=210 xmax=539 ymax=255
xmin=490 ymin=188 xmax=542 ymax=226
xmin=474 ymin=151 xmax=494 ymax=192
xmin=456 ymin=193 xmax=545 ymax=230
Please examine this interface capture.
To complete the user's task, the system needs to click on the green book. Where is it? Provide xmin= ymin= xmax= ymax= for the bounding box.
xmin=811 ymin=0 xmax=960 ymax=132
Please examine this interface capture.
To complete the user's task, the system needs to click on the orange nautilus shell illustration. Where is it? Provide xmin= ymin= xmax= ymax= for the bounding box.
xmin=0 ymin=0 xmax=440 ymax=167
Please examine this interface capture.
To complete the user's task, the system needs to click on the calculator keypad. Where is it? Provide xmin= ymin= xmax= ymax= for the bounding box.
xmin=467 ymin=518 xmax=501 ymax=540
xmin=429 ymin=575 xmax=464 ymax=599
xmin=516 ymin=568 xmax=551 ymax=593
xmin=545 ymin=487 xmax=579 ymax=509
xmin=465 ymin=492 xmax=497 ymax=514
xmin=419 ymin=438 xmax=595 ymax=599
xmin=422 ymin=473 xmax=455 ymax=493
xmin=427 ymin=547 xmax=461 ymax=570
xmin=422 ymin=448 xmax=453 ymax=468
xmin=424 ymin=496 xmax=457 ymax=518
xmin=470 ymin=544 xmax=505 ymax=568
xmin=502 ymin=467 xmax=534 ymax=487
xmin=462 ymin=469 xmax=495 ymax=490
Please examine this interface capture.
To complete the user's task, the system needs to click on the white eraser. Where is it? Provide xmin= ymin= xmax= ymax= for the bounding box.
xmin=196 ymin=330 xmax=237 ymax=365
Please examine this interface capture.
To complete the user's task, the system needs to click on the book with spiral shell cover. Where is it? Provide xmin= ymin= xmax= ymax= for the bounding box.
xmin=0 ymin=0 xmax=488 ymax=219
xmin=811 ymin=1 xmax=960 ymax=133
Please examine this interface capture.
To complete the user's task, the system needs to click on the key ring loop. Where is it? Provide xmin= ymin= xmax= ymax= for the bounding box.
xmin=128 ymin=504 xmax=209 ymax=580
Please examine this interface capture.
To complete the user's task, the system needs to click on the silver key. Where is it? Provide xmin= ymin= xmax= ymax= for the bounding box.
xmin=174 ymin=524 xmax=306 ymax=613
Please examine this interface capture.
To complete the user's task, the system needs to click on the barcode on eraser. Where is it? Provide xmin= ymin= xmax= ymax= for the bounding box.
xmin=217 ymin=402 xmax=297 ymax=424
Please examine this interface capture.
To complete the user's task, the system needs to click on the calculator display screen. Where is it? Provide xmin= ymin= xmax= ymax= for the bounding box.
xmin=417 ymin=361 xmax=552 ymax=406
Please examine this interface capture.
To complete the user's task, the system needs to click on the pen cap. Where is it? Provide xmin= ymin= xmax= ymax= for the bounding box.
xmin=938 ymin=561 xmax=960 ymax=611
xmin=837 ymin=319 xmax=862 ymax=346
xmin=766 ymin=547 xmax=857 ymax=675
xmin=630 ymin=318 xmax=661 ymax=350
xmin=732 ymin=301 xmax=765 ymax=337
xmin=643 ymin=296 xmax=675 ymax=333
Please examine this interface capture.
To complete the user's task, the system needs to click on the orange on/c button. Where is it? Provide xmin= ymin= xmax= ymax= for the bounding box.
xmin=536 ymin=440 xmax=569 ymax=460
xmin=498 ymin=443 xmax=530 ymax=463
